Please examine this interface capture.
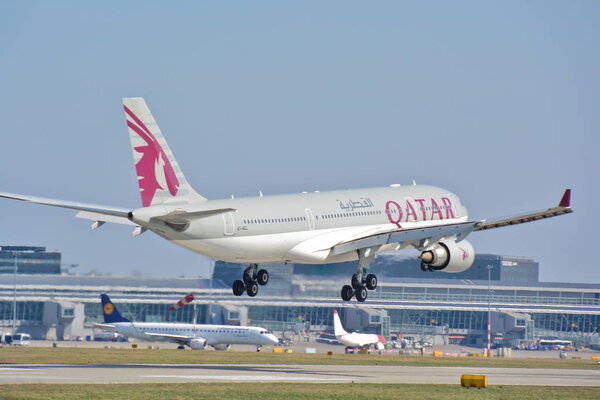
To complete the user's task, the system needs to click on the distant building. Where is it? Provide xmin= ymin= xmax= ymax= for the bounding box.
xmin=294 ymin=253 xmax=539 ymax=283
xmin=1 ymin=248 xmax=597 ymax=348
xmin=0 ymin=246 xmax=61 ymax=274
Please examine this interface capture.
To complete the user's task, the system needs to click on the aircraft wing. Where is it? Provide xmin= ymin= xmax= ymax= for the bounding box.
xmin=330 ymin=189 xmax=572 ymax=255
xmin=0 ymin=191 xmax=237 ymax=229
xmin=474 ymin=189 xmax=572 ymax=231
xmin=144 ymin=332 xmax=195 ymax=341
xmin=330 ymin=221 xmax=479 ymax=256
xmin=76 ymin=211 xmax=137 ymax=226
xmin=0 ymin=191 xmax=134 ymax=225
xmin=92 ymin=323 xmax=117 ymax=330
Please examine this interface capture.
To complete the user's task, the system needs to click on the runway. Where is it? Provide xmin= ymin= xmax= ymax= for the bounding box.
xmin=1 ymin=364 xmax=598 ymax=386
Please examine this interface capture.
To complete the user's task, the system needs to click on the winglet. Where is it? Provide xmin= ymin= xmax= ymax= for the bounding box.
xmin=559 ymin=189 xmax=571 ymax=208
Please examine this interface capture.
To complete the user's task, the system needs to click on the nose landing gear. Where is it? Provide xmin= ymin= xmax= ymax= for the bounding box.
xmin=232 ymin=264 xmax=269 ymax=297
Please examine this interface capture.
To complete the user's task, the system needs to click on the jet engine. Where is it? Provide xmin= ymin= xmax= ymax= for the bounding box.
xmin=212 ymin=344 xmax=231 ymax=351
xmin=419 ymin=239 xmax=474 ymax=273
xmin=189 ymin=338 xmax=207 ymax=350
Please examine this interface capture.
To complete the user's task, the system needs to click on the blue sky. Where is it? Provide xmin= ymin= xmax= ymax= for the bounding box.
xmin=1 ymin=1 xmax=598 ymax=282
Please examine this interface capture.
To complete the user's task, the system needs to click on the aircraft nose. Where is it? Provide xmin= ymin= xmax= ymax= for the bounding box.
xmin=268 ymin=334 xmax=279 ymax=344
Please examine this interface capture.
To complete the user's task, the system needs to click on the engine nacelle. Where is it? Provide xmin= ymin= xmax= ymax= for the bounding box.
xmin=211 ymin=344 xmax=231 ymax=351
xmin=189 ymin=338 xmax=207 ymax=350
xmin=419 ymin=239 xmax=475 ymax=273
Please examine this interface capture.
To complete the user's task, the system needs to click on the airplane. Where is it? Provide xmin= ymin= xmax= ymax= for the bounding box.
xmin=93 ymin=294 xmax=279 ymax=350
xmin=333 ymin=310 xmax=386 ymax=350
xmin=0 ymin=98 xmax=573 ymax=302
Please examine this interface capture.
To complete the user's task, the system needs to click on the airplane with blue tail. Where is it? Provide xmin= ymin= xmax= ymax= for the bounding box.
xmin=93 ymin=294 xmax=278 ymax=350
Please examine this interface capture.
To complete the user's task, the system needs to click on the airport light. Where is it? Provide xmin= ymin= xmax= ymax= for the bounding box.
xmin=208 ymin=259 xmax=214 ymax=324
xmin=487 ymin=264 xmax=493 ymax=358
xmin=12 ymin=253 xmax=17 ymax=335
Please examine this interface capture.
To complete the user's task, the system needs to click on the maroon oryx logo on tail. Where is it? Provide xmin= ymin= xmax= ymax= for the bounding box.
xmin=124 ymin=105 xmax=179 ymax=206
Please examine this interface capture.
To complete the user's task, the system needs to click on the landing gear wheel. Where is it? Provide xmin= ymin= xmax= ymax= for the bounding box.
xmin=177 ymin=345 xmax=185 ymax=350
xmin=247 ymin=281 xmax=259 ymax=297
xmin=351 ymin=273 xmax=363 ymax=289
xmin=365 ymin=274 xmax=378 ymax=290
xmin=232 ymin=280 xmax=245 ymax=296
xmin=341 ymin=285 xmax=354 ymax=301
xmin=257 ymin=269 xmax=269 ymax=286
xmin=355 ymin=286 xmax=368 ymax=302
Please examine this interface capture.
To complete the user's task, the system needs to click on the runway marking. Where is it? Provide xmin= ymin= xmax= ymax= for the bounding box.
xmin=0 ymin=376 xmax=83 ymax=380
xmin=0 ymin=367 xmax=43 ymax=371
xmin=141 ymin=375 xmax=350 ymax=382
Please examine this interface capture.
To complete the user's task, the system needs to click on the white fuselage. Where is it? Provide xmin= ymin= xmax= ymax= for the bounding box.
xmin=336 ymin=332 xmax=383 ymax=348
xmin=131 ymin=184 xmax=469 ymax=264
xmin=104 ymin=322 xmax=279 ymax=347
xmin=333 ymin=310 xmax=384 ymax=348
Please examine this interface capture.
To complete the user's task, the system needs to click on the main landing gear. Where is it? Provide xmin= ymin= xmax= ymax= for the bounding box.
xmin=232 ymin=263 xmax=269 ymax=297
xmin=340 ymin=248 xmax=378 ymax=302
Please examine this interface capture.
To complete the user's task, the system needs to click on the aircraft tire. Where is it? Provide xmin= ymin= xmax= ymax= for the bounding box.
xmin=247 ymin=281 xmax=259 ymax=297
xmin=341 ymin=285 xmax=354 ymax=301
xmin=355 ymin=286 xmax=368 ymax=302
xmin=232 ymin=280 xmax=245 ymax=296
xmin=365 ymin=274 xmax=378 ymax=290
xmin=257 ymin=269 xmax=269 ymax=285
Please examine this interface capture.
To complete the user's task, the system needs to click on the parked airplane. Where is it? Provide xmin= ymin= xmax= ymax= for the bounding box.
xmin=0 ymin=98 xmax=573 ymax=302
xmin=93 ymin=294 xmax=279 ymax=350
xmin=333 ymin=310 xmax=385 ymax=349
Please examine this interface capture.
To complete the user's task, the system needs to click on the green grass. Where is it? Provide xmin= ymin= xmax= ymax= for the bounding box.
xmin=1 ymin=349 xmax=598 ymax=399
xmin=0 ymin=383 xmax=598 ymax=400
xmin=0 ymin=347 xmax=598 ymax=370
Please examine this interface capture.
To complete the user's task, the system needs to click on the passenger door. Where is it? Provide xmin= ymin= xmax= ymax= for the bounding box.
xmin=223 ymin=212 xmax=235 ymax=235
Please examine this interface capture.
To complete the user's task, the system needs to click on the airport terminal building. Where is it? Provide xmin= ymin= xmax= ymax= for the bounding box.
xmin=0 ymin=246 xmax=599 ymax=349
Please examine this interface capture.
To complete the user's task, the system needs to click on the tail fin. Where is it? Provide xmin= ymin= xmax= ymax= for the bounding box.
xmin=100 ymin=294 xmax=131 ymax=323
xmin=333 ymin=310 xmax=348 ymax=336
xmin=123 ymin=98 xmax=207 ymax=207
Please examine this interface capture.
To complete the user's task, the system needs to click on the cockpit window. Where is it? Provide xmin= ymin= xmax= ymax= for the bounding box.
xmin=260 ymin=330 xmax=273 ymax=335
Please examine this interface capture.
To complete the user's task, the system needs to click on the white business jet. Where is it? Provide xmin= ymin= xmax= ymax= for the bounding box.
xmin=0 ymin=98 xmax=573 ymax=302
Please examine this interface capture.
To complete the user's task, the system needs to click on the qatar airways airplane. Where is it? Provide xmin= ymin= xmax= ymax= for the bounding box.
xmin=0 ymin=98 xmax=572 ymax=302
